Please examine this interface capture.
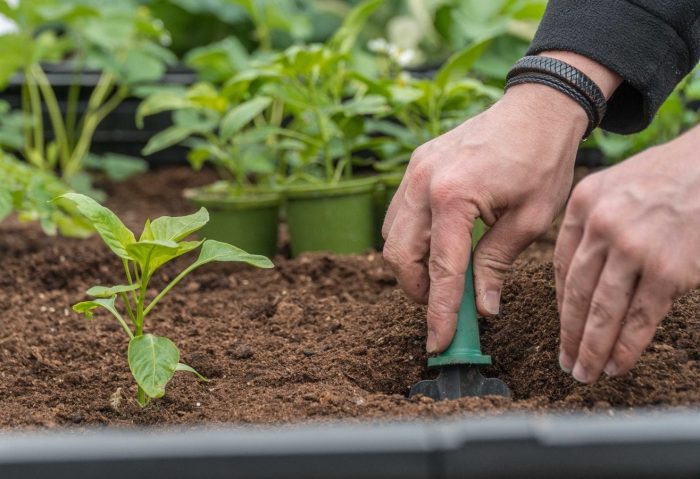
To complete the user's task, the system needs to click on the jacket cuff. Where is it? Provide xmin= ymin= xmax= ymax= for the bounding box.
xmin=527 ymin=0 xmax=691 ymax=134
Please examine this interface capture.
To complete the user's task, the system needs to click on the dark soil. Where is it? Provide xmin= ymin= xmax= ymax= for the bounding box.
xmin=0 ymin=167 xmax=698 ymax=428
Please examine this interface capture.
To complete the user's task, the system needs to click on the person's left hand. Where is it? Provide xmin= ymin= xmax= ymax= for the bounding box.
xmin=555 ymin=125 xmax=700 ymax=384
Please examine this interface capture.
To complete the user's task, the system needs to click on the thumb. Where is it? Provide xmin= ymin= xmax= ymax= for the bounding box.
xmin=473 ymin=211 xmax=545 ymax=317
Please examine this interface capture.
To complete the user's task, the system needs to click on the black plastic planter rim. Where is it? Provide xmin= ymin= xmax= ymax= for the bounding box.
xmin=1 ymin=409 xmax=699 ymax=479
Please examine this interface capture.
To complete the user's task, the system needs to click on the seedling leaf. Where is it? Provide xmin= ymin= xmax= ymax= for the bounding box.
xmin=148 ymin=208 xmax=209 ymax=242
xmin=72 ymin=296 xmax=119 ymax=321
xmin=87 ymin=284 xmax=141 ymax=298
xmin=128 ymin=334 xmax=180 ymax=399
xmin=220 ymin=96 xmax=272 ymax=140
xmin=126 ymin=239 xmax=180 ymax=270
xmin=192 ymin=240 xmax=274 ymax=270
xmin=57 ymin=193 xmax=135 ymax=259
xmin=176 ymin=362 xmax=208 ymax=382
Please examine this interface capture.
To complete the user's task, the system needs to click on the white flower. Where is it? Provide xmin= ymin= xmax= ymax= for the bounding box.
xmin=368 ymin=38 xmax=389 ymax=54
xmin=395 ymin=48 xmax=416 ymax=67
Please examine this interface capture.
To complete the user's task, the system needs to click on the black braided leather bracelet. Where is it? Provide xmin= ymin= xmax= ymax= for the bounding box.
xmin=505 ymin=56 xmax=607 ymax=139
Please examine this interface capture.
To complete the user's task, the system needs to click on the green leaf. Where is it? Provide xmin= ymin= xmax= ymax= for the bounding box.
xmin=126 ymin=239 xmax=180 ymax=269
xmin=329 ymin=0 xmax=384 ymax=53
xmin=148 ymin=208 xmax=209 ymax=242
xmin=128 ymin=334 xmax=180 ymax=399
xmin=435 ymin=38 xmax=492 ymax=89
xmin=176 ymin=362 xmax=208 ymax=381
xmin=87 ymin=284 xmax=141 ymax=298
xmin=136 ymin=89 xmax=191 ymax=128
xmin=220 ymin=96 xmax=272 ymax=140
xmin=57 ymin=193 xmax=135 ymax=259
xmin=191 ymin=239 xmax=274 ymax=270
xmin=84 ymin=153 xmax=149 ymax=182
xmin=72 ymin=296 xmax=119 ymax=321
xmin=142 ymin=126 xmax=201 ymax=155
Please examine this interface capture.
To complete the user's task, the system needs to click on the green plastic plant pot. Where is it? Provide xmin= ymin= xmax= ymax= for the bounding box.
xmin=185 ymin=185 xmax=281 ymax=258
xmin=373 ymin=172 xmax=404 ymax=249
xmin=285 ymin=177 xmax=378 ymax=257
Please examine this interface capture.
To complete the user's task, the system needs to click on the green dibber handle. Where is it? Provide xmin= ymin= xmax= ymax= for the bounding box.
xmin=427 ymin=253 xmax=492 ymax=368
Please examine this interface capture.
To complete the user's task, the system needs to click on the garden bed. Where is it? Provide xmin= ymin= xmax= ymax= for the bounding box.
xmin=0 ymin=167 xmax=698 ymax=428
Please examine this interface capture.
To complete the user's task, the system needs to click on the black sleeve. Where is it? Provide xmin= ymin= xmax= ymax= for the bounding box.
xmin=527 ymin=0 xmax=700 ymax=134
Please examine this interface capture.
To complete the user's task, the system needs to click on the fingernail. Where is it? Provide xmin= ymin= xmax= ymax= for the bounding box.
xmin=572 ymin=362 xmax=588 ymax=383
xmin=483 ymin=289 xmax=500 ymax=315
xmin=559 ymin=350 xmax=574 ymax=373
xmin=426 ymin=329 xmax=438 ymax=353
xmin=604 ymin=359 xmax=617 ymax=377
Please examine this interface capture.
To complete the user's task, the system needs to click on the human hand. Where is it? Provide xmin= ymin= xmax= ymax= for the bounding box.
xmin=556 ymin=124 xmax=700 ymax=383
xmin=382 ymin=81 xmax=587 ymax=353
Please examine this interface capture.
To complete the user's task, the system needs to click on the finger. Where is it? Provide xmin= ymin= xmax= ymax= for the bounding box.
xmin=605 ymin=272 xmax=673 ymax=377
xmin=554 ymin=213 xmax=584 ymax=313
xmin=382 ymin=182 xmax=431 ymax=304
xmin=382 ymin=176 xmax=408 ymax=240
xmin=473 ymin=209 xmax=548 ymax=317
xmin=559 ymin=231 xmax=606 ymax=373
xmin=570 ymin=251 xmax=639 ymax=384
xmin=426 ymin=188 xmax=479 ymax=353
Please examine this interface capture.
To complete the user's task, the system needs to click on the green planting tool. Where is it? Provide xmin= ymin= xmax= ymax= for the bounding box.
xmin=409 ymin=254 xmax=511 ymax=400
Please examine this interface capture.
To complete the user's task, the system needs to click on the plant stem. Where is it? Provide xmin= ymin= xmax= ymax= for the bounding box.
xmin=20 ymin=84 xmax=32 ymax=154
xmin=65 ymin=71 xmax=82 ymax=147
xmin=120 ymin=292 xmax=137 ymax=326
xmin=32 ymin=65 xmax=71 ymax=169
xmin=63 ymin=72 xmax=117 ymax=178
xmin=143 ymin=263 xmax=196 ymax=317
xmin=123 ymin=259 xmax=139 ymax=306
xmin=25 ymin=67 xmax=44 ymax=169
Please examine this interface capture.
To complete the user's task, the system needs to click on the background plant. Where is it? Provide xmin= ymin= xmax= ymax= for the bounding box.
xmin=594 ymin=67 xmax=700 ymax=163
xmin=364 ymin=38 xmax=501 ymax=172
xmin=0 ymin=0 xmax=175 ymax=183
xmin=137 ymin=81 xmax=281 ymax=192
xmin=0 ymin=150 xmax=92 ymax=236
xmin=63 ymin=193 xmax=273 ymax=406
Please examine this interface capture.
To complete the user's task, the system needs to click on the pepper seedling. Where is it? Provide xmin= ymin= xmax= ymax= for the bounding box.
xmin=60 ymin=193 xmax=273 ymax=407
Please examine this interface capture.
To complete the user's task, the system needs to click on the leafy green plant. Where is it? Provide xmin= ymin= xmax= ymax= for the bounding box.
xmin=0 ymin=150 xmax=92 ymax=236
xmin=61 ymin=193 xmax=273 ymax=406
xmin=246 ymin=0 xmax=389 ymax=184
xmin=0 ymin=0 xmax=174 ymax=182
xmin=364 ymin=39 xmax=502 ymax=171
xmin=137 ymin=81 xmax=281 ymax=192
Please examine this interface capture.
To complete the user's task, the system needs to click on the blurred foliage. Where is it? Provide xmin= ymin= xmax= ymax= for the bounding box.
xmin=594 ymin=67 xmax=700 ymax=163
xmin=0 ymin=0 xmax=165 ymax=181
xmin=0 ymin=150 xmax=92 ymax=236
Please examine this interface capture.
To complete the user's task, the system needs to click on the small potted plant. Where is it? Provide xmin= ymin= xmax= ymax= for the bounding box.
xmin=138 ymin=81 xmax=284 ymax=258
xmin=253 ymin=0 xmax=387 ymax=256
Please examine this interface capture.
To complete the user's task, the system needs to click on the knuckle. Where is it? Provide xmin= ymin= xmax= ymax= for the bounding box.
xmin=624 ymin=303 xmax=656 ymax=331
xmin=428 ymin=254 xmax=460 ymax=281
xmin=406 ymin=160 xmax=431 ymax=190
xmin=564 ymin=277 xmax=589 ymax=310
xmin=588 ymin=299 xmax=617 ymax=329
xmin=587 ymin=208 xmax=617 ymax=238
xmin=382 ymin=243 xmax=405 ymax=269
xmin=429 ymin=180 xmax=463 ymax=210
xmin=613 ymin=234 xmax=646 ymax=262
xmin=569 ymin=177 xmax=597 ymax=211
xmin=475 ymin=247 xmax=513 ymax=278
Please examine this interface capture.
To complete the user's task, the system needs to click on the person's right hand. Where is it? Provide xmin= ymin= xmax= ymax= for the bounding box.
xmin=382 ymin=81 xmax=587 ymax=353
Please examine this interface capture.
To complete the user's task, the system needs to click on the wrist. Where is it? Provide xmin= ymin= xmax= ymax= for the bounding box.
xmin=501 ymin=82 xmax=589 ymax=140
